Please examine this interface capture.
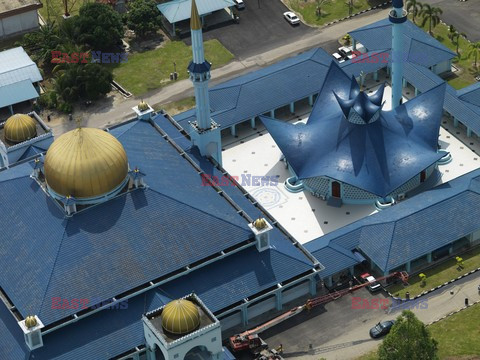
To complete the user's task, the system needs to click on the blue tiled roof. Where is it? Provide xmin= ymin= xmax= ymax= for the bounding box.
xmin=349 ymin=19 xmax=455 ymax=67
xmin=457 ymin=82 xmax=480 ymax=107
xmin=261 ymin=62 xmax=446 ymax=197
xmin=305 ymin=169 xmax=480 ymax=272
xmin=174 ymin=48 xmax=333 ymax=130
xmin=306 ymin=244 xmax=359 ymax=278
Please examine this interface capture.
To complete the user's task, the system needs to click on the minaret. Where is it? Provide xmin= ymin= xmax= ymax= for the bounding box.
xmin=188 ymin=0 xmax=222 ymax=165
xmin=389 ymin=0 xmax=407 ymax=108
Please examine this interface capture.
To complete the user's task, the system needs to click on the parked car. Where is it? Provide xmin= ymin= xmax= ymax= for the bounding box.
xmin=234 ymin=0 xmax=245 ymax=9
xmin=284 ymin=11 xmax=300 ymax=25
xmin=360 ymin=273 xmax=382 ymax=292
xmin=369 ymin=320 xmax=395 ymax=338
xmin=332 ymin=52 xmax=345 ymax=63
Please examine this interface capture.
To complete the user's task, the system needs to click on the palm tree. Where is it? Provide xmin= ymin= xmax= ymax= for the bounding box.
xmin=447 ymin=25 xmax=456 ymax=41
xmin=453 ymin=32 xmax=467 ymax=55
xmin=20 ymin=22 xmax=62 ymax=66
xmin=406 ymin=0 xmax=422 ymax=24
xmin=468 ymin=42 xmax=480 ymax=68
xmin=420 ymin=4 xmax=442 ymax=35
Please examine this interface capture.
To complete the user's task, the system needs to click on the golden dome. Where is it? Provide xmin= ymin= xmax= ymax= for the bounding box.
xmin=44 ymin=127 xmax=128 ymax=199
xmin=162 ymin=299 xmax=200 ymax=335
xmin=25 ymin=316 xmax=37 ymax=328
xmin=4 ymin=114 xmax=37 ymax=143
xmin=138 ymin=101 xmax=149 ymax=111
xmin=254 ymin=218 xmax=267 ymax=230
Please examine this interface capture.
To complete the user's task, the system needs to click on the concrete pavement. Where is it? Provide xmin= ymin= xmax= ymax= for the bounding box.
xmin=266 ymin=271 xmax=480 ymax=360
xmin=48 ymin=8 xmax=391 ymax=136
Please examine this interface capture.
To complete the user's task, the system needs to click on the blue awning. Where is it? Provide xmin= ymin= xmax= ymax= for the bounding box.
xmin=0 ymin=79 xmax=39 ymax=108
xmin=352 ymin=251 xmax=367 ymax=263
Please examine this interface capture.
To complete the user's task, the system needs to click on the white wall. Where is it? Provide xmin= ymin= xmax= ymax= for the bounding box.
xmin=0 ymin=10 xmax=39 ymax=38
xmin=433 ymin=60 xmax=451 ymax=75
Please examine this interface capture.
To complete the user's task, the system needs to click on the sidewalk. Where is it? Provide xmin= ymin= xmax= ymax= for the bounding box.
xmin=48 ymin=8 xmax=391 ymax=136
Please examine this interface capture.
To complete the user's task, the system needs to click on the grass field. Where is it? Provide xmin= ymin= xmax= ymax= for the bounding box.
xmin=388 ymin=246 xmax=480 ymax=298
xmin=412 ymin=15 xmax=478 ymax=90
xmin=154 ymin=97 xmax=196 ymax=115
xmin=113 ymin=40 xmax=233 ymax=95
xmin=111 ymin=39 xmax=234 ymax=96
xmin=285 ymin=0 xmax=377 ymax=26
xmin=39 ymin=0 xmax=93 ymax=21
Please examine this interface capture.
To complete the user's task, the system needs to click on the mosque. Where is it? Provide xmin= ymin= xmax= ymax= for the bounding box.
xmin=1 ymin=0 xmax=480 ymax=359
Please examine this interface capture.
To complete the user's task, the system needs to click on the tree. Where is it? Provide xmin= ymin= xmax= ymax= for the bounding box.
xmin=71 ymin=3 xmax=124 ymax=50
xmin=453 ymin=32 xmax=467 ymax=55
xmin=447 ymin=25 xmax=456 ymax=41
xmin=378 ymin=310 xmax=439 ymax=360
xmin=419 ymin=4 xmax=442 ymax=35
xmin=468 ymin=41 xmax=480 ymax=68
xmin=127 ymin=0 xmax=162 ymax=38
xmin=345 ymin=0 xmax=354 ymax=16
xmin=315 ymin=0 xmax=330 ymax=18
xmin=20 ymin=22 xmax=62 ymax=66
xmin=406 ymin=0 xmax=422 ymax=24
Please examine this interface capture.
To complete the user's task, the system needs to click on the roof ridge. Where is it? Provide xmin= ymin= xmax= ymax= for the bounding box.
xmin=147 ymin=187 xmax=251 ymax=234
xmin=377 ymin=221 xmax=396 ymax=272
xmin=271 ymin=246 xmax=313 ymax=267
xmin=327 ymin=242 xmax=358 ymax=261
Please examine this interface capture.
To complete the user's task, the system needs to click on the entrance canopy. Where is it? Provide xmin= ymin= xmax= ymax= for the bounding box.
xmin=157 ymin=0 xmax=235 ymax=24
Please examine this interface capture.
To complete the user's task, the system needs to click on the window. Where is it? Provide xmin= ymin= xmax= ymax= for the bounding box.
xmin=211 ymin=337 xmax=217 ymax=342
xmin=31 ymin=332 xmax=41 ymax=346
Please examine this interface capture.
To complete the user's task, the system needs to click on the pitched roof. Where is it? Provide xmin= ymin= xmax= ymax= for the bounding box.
xmin=0 ymin=79 xmax=39 ymax=108
xmin=157 ymin=0 xmax=235 ymax=24
xmin=0 ymin=47 xmax=43 ymax=87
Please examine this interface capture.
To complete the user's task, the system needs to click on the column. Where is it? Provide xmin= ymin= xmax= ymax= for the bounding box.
xmin=289 ymin=102 xmax=295 ymax=114
xmin=172 ymin=23 xmax=176 ymax=36
xmin=349 ymin=266 xmax=354 ymax=276
xmin=360 ymin=73 xmax=365 ymax=87
xmin=405 ymin=261 xmax=411 ymax=273
xmin=384 ymin=270 xmax=389 ymax=277
xmin=386 ymin=66 xmax=391 ymax=76
xmin=309 ymin=275 xmax=317 ymax=296
xmin=453 ymin=118 xmax=459 ymax=127
xmin=448 ymin=246 xmax=453 ymax=255
xmin=275 ymin=287 xmax=283 ymax=310
xmin=230 ymin=125 xmax=237 ymax=137
xmin=241 ymin=304 xmax=248 ymax=326
xmin=353 ymin=39 xmax=357 ymax=50
xmin=467 ymin=127 xmax=472 ymax=137
xmin=326 ymin=276 xmax=333 ymax=288
xmin=146 ymin=347 xmax=156 ymax=360
xmin=308 ymin=94 xmax=314 ymax=106
xmin=8 ymin=105 xmax=13 ymax=114
xmin=402 ymin=78 xmax=406 ymax=88
xmin=250 ymin=117 xmax=256 ymax=128
xmin=270 ymin=109 xmax=275 ymax=118
xmin=373 ymin=70 xmax=378 ymax=81
xmin=427 ymin=253 xmax=432 ymax=263
xmin=414 ymin=87 xmax=418 ymax=96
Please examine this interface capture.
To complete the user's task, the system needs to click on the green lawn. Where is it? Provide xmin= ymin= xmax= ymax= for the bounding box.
xmin=285 ymin=0 xmax=375 ymax=27
xmin=111 ymin=39 xmax=234 ymax=96
xmin=40 ymin=0 xmax=94 ymax=22
xmin=429 ymin=304 xmax=480 ymax=359
xmin=412 ymin=15 xmax=478 ymax=90
xmin=388 ymin=246 xmax=480 ymax=298
xmin=154 ymin=96 xmax=196 ymax=115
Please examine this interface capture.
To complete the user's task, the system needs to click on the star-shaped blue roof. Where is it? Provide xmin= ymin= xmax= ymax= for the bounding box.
xmin=261 ymin=62 xmax=446 ymax=197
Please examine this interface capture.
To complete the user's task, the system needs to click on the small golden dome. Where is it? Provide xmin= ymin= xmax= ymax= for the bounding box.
xmin=4 ymin=114 xmax=37 ymax=143
xmin=138 ymin=101 xmax=149 ymax=111
xmin=162 ymin=299 xmax=200 ymax=335
xmin=254 ymin=218 xmax=267 ymax=230
xmin=25 ymin=316 xmax=37 ymax=328
xmin=44 ymin=127 xmax=128 ymax=199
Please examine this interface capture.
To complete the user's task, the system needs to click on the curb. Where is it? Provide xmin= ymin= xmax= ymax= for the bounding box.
xmin=427 ymin=300 xmax=480 ymax=325
xmin=387 ymin=266 xmax=480 ymax=301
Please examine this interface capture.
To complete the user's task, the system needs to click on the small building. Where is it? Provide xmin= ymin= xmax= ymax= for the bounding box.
xmin=157 ymin=0 xmax=235 ymax=35
xmin=0 ymin=0 xmax=43 ymax=39
xmin=0 ymin=112 xmax=53 ymax=168
xmin=0 ymin=47 xmax=43 ymax=115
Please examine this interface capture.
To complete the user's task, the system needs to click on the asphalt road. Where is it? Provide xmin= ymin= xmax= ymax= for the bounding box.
xmin=185 ymin=0 xmax=315 ymax=59
xmin=417 ymin=0 xmax=480 ymax=42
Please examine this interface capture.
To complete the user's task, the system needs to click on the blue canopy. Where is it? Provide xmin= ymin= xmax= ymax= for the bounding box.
xmin=261 ymin=62 xmax=446 ymax=197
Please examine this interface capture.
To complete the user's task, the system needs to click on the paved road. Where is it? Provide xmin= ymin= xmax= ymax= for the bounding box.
xmin=417 ymin=0 xmax=480 ymax=42
xmin=48 ymin=7 xmax=391 ymax=136
xmin=185 ymin=0 xmax=315 ymax=59
xmin=262 ymin=271 xmax=480 ymax=359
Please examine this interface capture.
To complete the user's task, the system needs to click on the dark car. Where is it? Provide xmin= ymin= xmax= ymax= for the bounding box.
xmin=369 ymin=320 xmax=395 ymax=338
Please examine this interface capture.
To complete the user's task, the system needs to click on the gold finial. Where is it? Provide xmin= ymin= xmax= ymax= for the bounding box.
xmin=138 ymin=100 xmax=149 ymax=111
xmin=254 ymin=217 xmax=267 ymax=230
xmin=25 ymin=316 xmax=38 ymax=328
xmin=190 ymin=0 xmax=202 ymax=30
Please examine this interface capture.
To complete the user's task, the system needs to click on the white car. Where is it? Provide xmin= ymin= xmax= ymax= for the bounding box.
xmin=234 ymin=0 xmax=245 ymax=9
xmin=284 ymin=11 xmax=300 ymax=25
xmin=332 ymin=52 xmax=345 ymax=63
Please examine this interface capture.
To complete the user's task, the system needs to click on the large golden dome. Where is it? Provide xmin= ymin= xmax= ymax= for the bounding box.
xmin=44 ymin=127 xmax=128 ymax=199
xmin=4 ymin=114 xmax=37 ymax=143
xmin=162 ymin=299 xmax=200 ymax=335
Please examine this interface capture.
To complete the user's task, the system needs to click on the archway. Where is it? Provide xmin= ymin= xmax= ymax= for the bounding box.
xmin=331 ymin=181 xmax=341 ymax=198
xmin=185 ymin=345 xmax=212 ymax=360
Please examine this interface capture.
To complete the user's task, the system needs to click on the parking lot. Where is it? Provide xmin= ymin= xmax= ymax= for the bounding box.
xmin=184 ymin=0 xmax=316 ymax=59
xmin=419 ymin=0 xmax=480 ymax=42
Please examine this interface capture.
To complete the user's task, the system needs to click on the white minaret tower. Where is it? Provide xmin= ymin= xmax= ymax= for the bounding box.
xmin=389 ymin=0 xmax=407 ymax=108
xmin=188 ymin=0 xmax=222 ymax=165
